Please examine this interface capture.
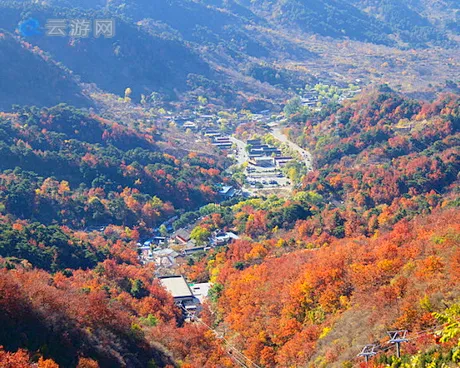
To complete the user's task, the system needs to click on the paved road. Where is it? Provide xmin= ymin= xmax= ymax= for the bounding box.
xmin=271 ymin=126 xmax=313 ymax=171
xmin=229 ymin=136 xmax=249 ymax=166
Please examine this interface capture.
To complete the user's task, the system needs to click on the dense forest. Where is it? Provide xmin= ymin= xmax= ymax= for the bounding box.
xmin=179 ymin=91 xmax=460 ymax=367
xmin=0 ymin=104 xmax=230 ymax=367
xmin=0 ymin=104 xmax=227 ymax=231
xmin=0 ymin=89 xmax=457 ymax=367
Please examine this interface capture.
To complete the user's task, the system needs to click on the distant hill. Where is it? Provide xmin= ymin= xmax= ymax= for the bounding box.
xmin=0 ymin=0 xmax=457 ymax=109
xmin=224 ymin=0 xmax=455 ymax=46
xmin=349 ymin=0 xmax=457 ymax=46
xmin=0 ymin=32 xmax=90 ymax=111
xmin=239 ymin=0 xmax=393 ymax=45
xmin=0 ymin=3 xmax=213 ymax=100
xmin=55 ymin=0 xmax=456 ymax=46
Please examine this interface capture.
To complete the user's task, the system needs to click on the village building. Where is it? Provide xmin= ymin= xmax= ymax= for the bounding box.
xmin=159 ymin=275 xmax=195 ymax=304
xmin=204 ymin=129 xmax=221 ymax=137
xmin=143 ymin=236 xmax=167 ymax=247
xmin=212 ymin=136 xmax=232 ymax=149
xmin=151 ymin=248 xmax=179 ymax=269
xmin=173 ymin=228 xmax=192 ymax=245
xmin=183 ymin=246 xmax=206 ymax=256
xmin=189 ymin=283 xmax=211 ymax=303
xmin=182 ymin=121 xmax=198 ymax=130
xmin=274 ymin=156 xmax=294 ymax=167
xmin=159 ymin=275 xmax=200 ymax=314
xmin=219 ymin=185 xmax=237 ymax=199
xmin=251 ymin=156 xmax=274 ymax=167
xmin=247 ymin=138 xmax=262 ymax=145
xmin=213 ymin=231 xmax=240 ymax=246
xmin=138 ymin=245 xmax=153 ymax=263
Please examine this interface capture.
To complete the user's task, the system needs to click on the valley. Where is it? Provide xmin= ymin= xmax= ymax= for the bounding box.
xmin=0 ymin=1 xmax=459 ymax=368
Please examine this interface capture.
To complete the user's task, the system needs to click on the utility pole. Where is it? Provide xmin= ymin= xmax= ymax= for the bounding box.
xmin=387 ymin=330 xmax=408 ymax=358
xmin=358 ymin=344 xmax=377 ymax=364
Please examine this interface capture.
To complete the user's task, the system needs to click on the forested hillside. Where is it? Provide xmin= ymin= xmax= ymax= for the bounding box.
xmin=292 ymin=91 xmax=459 ymax=231
xmin=0 ymin=85 xmax=458 ymax=367
xmin=0 ymin=32 xmax=90 ymax=110
xmin=353 ymin=0 xmax=460 ymax=35
xmin=211 ymin=208 xmax=459 ymax=367
xmin=0 ymin=104 xmax=226 ymax=231
xmin=179 ymin=91 xmax=460 ymax=367
xmin=0 ymin=103 xmax=230 ymax=367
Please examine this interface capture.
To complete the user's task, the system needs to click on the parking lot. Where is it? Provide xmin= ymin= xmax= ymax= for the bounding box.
xmin=245 ymin=165 xmax=290 ymax=188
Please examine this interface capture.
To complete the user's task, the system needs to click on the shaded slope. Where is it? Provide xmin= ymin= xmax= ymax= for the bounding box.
xmin=0 ymin=3 xmax=213 ymax=100
xmin=0 ymin=32 xmax=90 ymax=111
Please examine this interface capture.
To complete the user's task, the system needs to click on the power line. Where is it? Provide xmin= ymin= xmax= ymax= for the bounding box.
xmin=228 ymin=350 xmax=250 ymax=368
xmin=357 ymin=319 xmax=459 ymax=363
xmin=178 ymin=304 xmax=262 ymax=368
xmin=405 ymin=322 xmax=450 ymax=339
xmin=189 ymin=312 xmax=259 ymax=368
xmin=197 ymin=318 xmax=262 ymax=368
xmin=387 ymin=330 xmax=409 ymax=358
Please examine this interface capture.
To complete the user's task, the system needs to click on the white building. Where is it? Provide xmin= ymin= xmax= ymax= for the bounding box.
xmin=190 ymin=283 xmax=211 ymax=303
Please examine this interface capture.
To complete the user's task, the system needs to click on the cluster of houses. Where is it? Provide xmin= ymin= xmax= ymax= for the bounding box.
xmin=140 ymin=227 xmax=238 ymax=318
xmin=300 ymin=85 xmax=362 ymax=107
xmin=205 ymin=129 xmax=233 ymax=150
xmin=138 ymin=228 xmax=240 ymax=271
xmin=247 ymin=139 xmax=293 ymax=168
xmin=300 ymin=89 xmax=321 ymax=107
xmin=177 ymin=114 xmax=220 ymax=132
xmin=172 ymin=228 xmax=239 ymax=253
xmin=169 ymin=110 xmax=218 ymax=130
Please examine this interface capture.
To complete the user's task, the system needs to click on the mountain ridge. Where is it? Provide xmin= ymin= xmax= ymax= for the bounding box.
xmin=0 ymin=0 xmax=458 ymax=110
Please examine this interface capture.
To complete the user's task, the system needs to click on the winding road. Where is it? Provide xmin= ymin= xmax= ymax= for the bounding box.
xmin=228 ymin=126 xmax=314 ymax=172
xmin=270 ymin=125 xmax=314 ymax=171
xmin=229 ymin=136 xmax=249 ymax=166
